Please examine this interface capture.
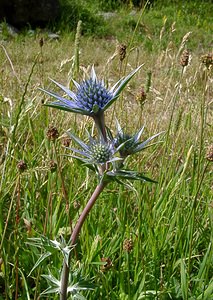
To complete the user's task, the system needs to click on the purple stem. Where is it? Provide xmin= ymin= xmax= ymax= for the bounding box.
xmin=60 ymin=181 xmax=107 ymax=300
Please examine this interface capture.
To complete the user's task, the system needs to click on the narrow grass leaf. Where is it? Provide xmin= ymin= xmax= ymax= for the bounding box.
xmin=180 ymin=258 xmax=188 ymax=300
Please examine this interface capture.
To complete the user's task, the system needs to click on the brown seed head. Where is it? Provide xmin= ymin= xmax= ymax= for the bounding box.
xmin=123 ymin=238 xmax=133 ymax=252
xmin=180 ymin=49 xmax=190 ymax=67
xmin=23 ymin=218 xmax=32 ymax=234
xmin=39 ymin=37 xmax=44 ymax=48
xmin=100 ymin=257 xmax=113 ymax=272
xmin=47 ymin=126 xmax=59 ymax=141
xmin=117 ymin=44 xmax=127 ymax=62
xmin=17 ymin=160 xmax=27 ymax=172
xmin=206 ymin=145 xmax=213 ymax=162
xmin=73 ymin=201 xmax=81 ymax=209
xmin=136 ymin=87 xmax=147 ymax=104
xmin=201 ymin=53 xmax=213 ymax=69
xmin=62 ymin=137 xmax=71 ymax=147
xmin=49 ymin=160 xmax=57 ymax=172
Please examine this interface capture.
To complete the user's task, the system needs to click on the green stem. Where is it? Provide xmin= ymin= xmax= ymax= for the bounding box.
xmin=0 ymin=177 xmax=19 ymax=252
xmin=172 ymin=162 xmax=209 ymax=268
xmin=123 ymin=0 xmax=149 ymax=74
xmin=60 ymin=181 xmax=107 ymax=300
xmin=11 ymin=54 xmax=39 ymax=145
xmin=53 ymin=142 xmax=72 ymax=231
xmin=93 ymin=113 xmax=107 ymax=141
xmin=197 ymin=68 xmax=207 ymax=185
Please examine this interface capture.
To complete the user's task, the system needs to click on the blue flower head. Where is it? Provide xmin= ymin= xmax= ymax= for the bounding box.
xmin=74 ymin=76 xmax=113 ymax=116
xmin=114 ymin=120 xmax=164 ymax=158
xmin=39 ymin=65 xmax=143 ymax=117
xmin=66 ymin=132 xmax=122 ymax=167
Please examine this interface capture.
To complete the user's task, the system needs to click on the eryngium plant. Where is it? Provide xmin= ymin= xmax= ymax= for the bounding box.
xmin=35 ymin=65 xmax=163 ymax=300
xmin=40 ymin=65 xmax=142 ymax=138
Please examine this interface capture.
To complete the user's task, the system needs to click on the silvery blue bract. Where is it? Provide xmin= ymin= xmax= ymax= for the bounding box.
xmin=40 ymin=65 xmax=143 ymax=117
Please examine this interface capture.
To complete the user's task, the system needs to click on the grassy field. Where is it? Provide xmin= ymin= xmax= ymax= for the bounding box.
xmin=0 ymin=1 xmax=213 ymax=299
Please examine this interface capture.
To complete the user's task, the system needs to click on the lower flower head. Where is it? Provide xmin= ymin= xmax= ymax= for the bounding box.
xmin=114 ymin=133 xmax=135 ymax=157
xmin=114 ymin=120 xmax=164 ymax=158
xmin=66 ymin=132 xmax=122 ymax=167
xmin=90 ymin=143 xmax=113 ymax=164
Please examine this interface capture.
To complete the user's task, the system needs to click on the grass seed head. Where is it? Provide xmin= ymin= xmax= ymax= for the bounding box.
xmin=73 ymin=201 xmax=81 ymax=209
xmin=47 ymin=126 xmax=59 ymax=141
xmin=136 ymin=86 xmax=147 ymax=104
xmin=39 ymin=37 xmax=44 ymax=48
xmin=17 ymin=160 xmax=27 ymax=172
xmin=206 ymin=144 xmax=213 ymax=162
xmin=201 ymin=53 xmax=213 ymax=69
xmin=145 ymin=70 xmax=152 ymax=93
xmin=100 ymin=257 xmax=113 ymax=271
xmin=62 ymin=137 xmax=71 ymax=147
xmin=23 ymin=218 xmax=32 ymax=235
xmin=49 ymin=160 xmax=57 ymax=172
xmin=180 ymin=49 xmax=190 ymax=67
xmin=123 ymin=238 xmax=133 ymax=252
xmin=117 ymin=43 xmax=127 ymax=62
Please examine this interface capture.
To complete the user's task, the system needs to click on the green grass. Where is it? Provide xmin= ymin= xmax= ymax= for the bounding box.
xmin=0 ymin=1 xmax=213 ymax=299
xmin=52 ymin=0 xmax=213 ymax=51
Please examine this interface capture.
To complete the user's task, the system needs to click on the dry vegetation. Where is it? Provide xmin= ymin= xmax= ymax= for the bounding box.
xmin=0 ymin=9 xmax=212 ymax=299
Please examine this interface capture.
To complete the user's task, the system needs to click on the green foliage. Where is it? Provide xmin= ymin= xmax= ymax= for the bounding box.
xmin=44 ymin=0 xmax=213 ymax=50
xmin=55 ymin=0 xmax=107 ymax=36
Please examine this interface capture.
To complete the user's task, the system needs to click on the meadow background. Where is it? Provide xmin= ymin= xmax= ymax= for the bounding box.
xmin=0 ymin=0 xmax=212 ymax=299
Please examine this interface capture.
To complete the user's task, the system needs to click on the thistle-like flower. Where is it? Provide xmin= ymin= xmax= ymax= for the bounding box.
xmin=113 ymin=120 xmax=163 ymax=158
xmin=40 ymin=65 xmax=142 ymax=118
xmin=66 ymin=132 xmax=121 ymax=167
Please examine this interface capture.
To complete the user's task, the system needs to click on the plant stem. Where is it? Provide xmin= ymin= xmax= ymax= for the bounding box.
xmin=15 ymin=175 xmax=21 ymax=300
xmin=11 ymin=54 xmax=38 ymax=145
xmin=93 ymin=113 xmax=107 ymax=141
xmin=53 ymin=142 xmax=72 ymax=231
xmin=60 ymin=181 xmax=107 ymax=300
xmin=197 ymin=68 xmax=207 ymax=185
